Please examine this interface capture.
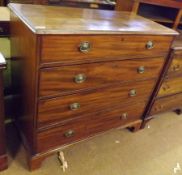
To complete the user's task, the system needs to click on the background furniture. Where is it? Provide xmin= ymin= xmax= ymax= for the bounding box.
xmin=0 ymin=0 xmax=5 ymax=6
xmin=0 ymin=53 xmax=7 ymax=171
xmin=9 ymin=3 xmax=177 ymax=171
xmin=2 ymin=0 xmax=115 ymax=10
xmin=143 ymin=33 xmax=182 ymax=125
xmin=0 ymin=7 xmax=15 ymax=126
xmin=115 ymin=0 xmax=182 ymax=29
xmin=48 ymin=0 xmax=115 ymax=10
xmin=0 ymin=7 xmax=11 ymax=171
xmin=2 ymin=0 xmax=182 ymax=28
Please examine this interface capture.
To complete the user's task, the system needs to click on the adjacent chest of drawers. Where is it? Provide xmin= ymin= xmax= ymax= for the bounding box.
xmin=148 ymin=34 xmax=182 ymax=117
xmin=0 ymin=53 xmax=7 ymax=171
xmin=9 ymin=3 xmax=177 ymax=171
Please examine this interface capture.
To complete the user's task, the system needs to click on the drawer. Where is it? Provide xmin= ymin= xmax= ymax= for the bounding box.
xmin=38 ymin=79 xmax=156 ymax=128
xmin=37 ymin=101 xmax=145 ymax=153
xmin=37 ymin=118 xmax=87 ymax=153
xmin=158 ymin=77 xmax=182 ymax=97
xmin=39 ymin=57 xmax=164 ymax=97
xmin=40 ymin=35 xmax=172 ymax=64
xmin=0 ymin=22 xmax=9 ymax=37
xmin=167 ymin=53 xmax=182 ymax=76
xmin=150 ymin=93 xmax=182 ymax=115
xmin=88 ymin=101 xmax=145 ymax=135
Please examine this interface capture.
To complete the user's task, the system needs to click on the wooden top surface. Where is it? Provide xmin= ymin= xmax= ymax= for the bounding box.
xmin=172 ymin=31 xmax=182 ymax=50
xmin=8 ymin=3 xmax=178 ymax=35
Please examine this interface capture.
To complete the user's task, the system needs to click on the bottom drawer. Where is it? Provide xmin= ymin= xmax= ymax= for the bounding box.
xmin=150 ymin=93 xmax=182 ymax=115
xmin=37 ymin=118 xmax=87 ymax=153
xmin=37 ymin=101 xmax=145 ymax=153
xmin=88 ymin=101 xmax=145 ymax=135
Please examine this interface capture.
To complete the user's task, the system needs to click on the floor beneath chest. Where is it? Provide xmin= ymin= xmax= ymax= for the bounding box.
xmin=2 ymin=112 xmax=182 ymax=175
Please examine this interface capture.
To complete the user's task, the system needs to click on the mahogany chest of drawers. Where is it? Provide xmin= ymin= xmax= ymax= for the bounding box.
xmin=0 ymin=53 xmax=7 ymax=171
xmin=147 ymin=33 xmax=182 ymax=119
xmin=9 ymin=3 xmax=177 ymax=170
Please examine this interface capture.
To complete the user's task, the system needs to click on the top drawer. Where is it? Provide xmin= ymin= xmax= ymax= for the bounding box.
xmin=40 ymin=35 xmax=173 ymax=65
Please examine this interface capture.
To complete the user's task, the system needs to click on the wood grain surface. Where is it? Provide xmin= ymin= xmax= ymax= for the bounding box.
xmin=10 ymin=11 xmax=39 ymax=154
xmin=8 ymin=3 xmax=178 ymax=35
xmin=87 ymin=101 xmax=145 ymax=134
xmin=38 ymin=79 xmax=156 ymax=128
xmin=167 ymin=53 xmax=182 ymax=76
xmin=150 ymin=93 xmax=182 ymax=115
xmin=37 ymin=101 xmax=145 ymax=152
xmin=158 ymin=76 xmax=182 ymax=97
xmin=37 ymin=117 xmax=87 ymax=152
xmin=39 ymin=57 xmax=165 ymax=97
xmin=9 ymin=3 xmax=176 ymax=170
xmin=172 ymin=32 xmax=182 ymax=50
xmin=40 ymin=35 xmax=173 ymax=64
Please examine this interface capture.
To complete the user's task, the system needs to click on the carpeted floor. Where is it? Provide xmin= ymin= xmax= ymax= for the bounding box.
xmin=1 ymin=112 xmax=182 ymax=175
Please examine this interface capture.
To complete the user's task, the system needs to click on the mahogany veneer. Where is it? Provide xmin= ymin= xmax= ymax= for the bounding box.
xmin=9 ymin=3 xmax=178 ymax=171
xmin=146 ymin=33 xmax=182 ymax=121
xmin=0 ymin=53 xmax=7 ymax=171
xmin=39 ymin=57 xmax=165 ymax=97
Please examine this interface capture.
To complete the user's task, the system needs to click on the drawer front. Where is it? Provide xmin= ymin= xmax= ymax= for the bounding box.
xmin=0 ymin=22 xmax=9 ymax=37
xmin=158 ymin=77 xmax=182 ymax=97
xmin=88 ymin=101 xmax=145 ymax=135
xmin=37 ymin=118 xmax=87 ymax=153
xmin=38 ymin=79 xmax=156 ymax=128
xmin=37 ymin=101 xmax=145 ymax=153
xmin=167 ymin=54 xmax=182 ymax=76
xmin=39 ymin=57 xmax=164 ymax=97
xmin=150 ymin=93 xmax=182 ymax=115
xmin=40 ymin=35 xmax=172 ymax=64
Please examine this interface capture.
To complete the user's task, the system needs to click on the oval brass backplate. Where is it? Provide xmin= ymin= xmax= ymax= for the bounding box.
xmin=79 ymin=41 xmax=91 ymax=53
xmin=129 ymin=89 xmax=137 ymax=97
xmin=74 ymin=74 xmax=86 ymax=84
xmin=121 ymin=113 xmax=128 ymax=120
xmin=70 ymin=103 xmax=80 ymax=110
xmin=137 ymin=66 xmax=145 ymax=74
xmin=64 ymin=130 xmax=75 ymax=138
xmin=146 ymin=41 xmax=154 ymax=49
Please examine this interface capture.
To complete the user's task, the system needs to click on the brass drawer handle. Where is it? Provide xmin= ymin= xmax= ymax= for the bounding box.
xmin=64 ymin=129 xmax=75 ymax=138
xmin=173 ymin=65 xmax=180 ymax=71
xmin=79 ymin=41 xmax=91 ymax=53
xmin=129 ymin=89 xmax=137 ymax=97
xmin=70 ymin=103 xmax=80 ymax=110
xmin=74 ymin=74 xmax=86 ymax=84
xmin=0 ymin=27 xmax=3 ymax=33
xmin=155 ymin=105 xmax=164 ymax=111
xmin=137 ymin=66 xmax=145 ymax=74
xmin=121 ymin=113 xmax=128 ymax=120
xmin=162 ymin=84 xmax=170 ymax=91
xmin=146 ymin=41 xmax=154 ymax=49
